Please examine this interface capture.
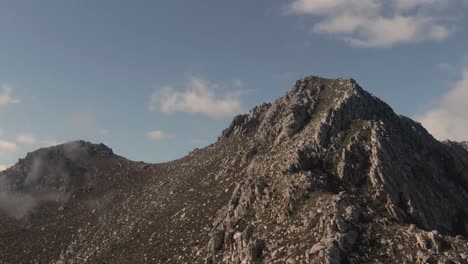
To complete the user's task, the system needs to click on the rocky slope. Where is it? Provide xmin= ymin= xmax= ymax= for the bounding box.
xmin=0 ymin=77 xmax=467 ymax=264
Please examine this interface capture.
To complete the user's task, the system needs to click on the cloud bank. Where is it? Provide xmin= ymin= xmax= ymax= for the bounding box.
xmin=417 ymin=69 xmax=468 ymax=141
xmin=287 ymin=0 xmax=465 ymax=47
xmin=149 ymin=76 xmax=242 ymax=119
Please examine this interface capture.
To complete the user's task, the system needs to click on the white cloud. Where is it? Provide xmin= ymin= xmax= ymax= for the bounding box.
xmin=0 ymin=84 xmax=20 ymax=105
xmin=416 ymin=69 xmax=468 ymax=141
xmin=0 ymin=140 xmax=18 ymax=154
xmin=287 ymin=0 xmax=463 ymax=47
xmin=147 ymin=130 xmax=175 ymax=141
xmin=0 ymin=164 xmax=7 ymax=172
xmin=149 ymin=76 xmax=242 ymax=119
xmin=16 ymin=134 xmax=36 ymax=145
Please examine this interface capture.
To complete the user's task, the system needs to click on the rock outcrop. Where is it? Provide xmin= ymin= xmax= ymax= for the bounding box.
xmin=0 ymin=77 xmax=467 ymax=264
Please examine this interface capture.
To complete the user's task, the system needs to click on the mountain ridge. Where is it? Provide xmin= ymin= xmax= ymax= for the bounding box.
xmin=1 ymin=76 xmax=467 ymax=264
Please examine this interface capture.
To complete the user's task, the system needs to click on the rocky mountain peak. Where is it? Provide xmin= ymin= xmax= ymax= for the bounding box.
xmin=286 ymin=76 xmax=360 ymax=98
xmin=221 ymin=76 xmax=396 ymax=145
xmin=218 ymin=77 xmax=467 ymax=235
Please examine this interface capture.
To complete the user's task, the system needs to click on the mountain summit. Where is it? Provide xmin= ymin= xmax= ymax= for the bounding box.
xmin=1 ymin=77 xmax=467 ymax=264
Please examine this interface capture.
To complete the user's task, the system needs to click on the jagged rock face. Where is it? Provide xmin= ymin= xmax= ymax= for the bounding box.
xmin=221 ymin=77 xmax=468 ymax=235
xmin=0 ymin=77 xmax=467 ymax=264
xmin=211 ymin=77 xmax=468 ymax=263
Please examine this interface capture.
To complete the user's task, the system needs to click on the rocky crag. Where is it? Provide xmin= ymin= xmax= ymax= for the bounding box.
xmin=0 ymin=77 xmax=467 ymax=263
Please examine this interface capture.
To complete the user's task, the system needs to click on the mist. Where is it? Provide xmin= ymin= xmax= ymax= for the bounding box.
xmin=0 ymin=143 xmax=85 ymax=219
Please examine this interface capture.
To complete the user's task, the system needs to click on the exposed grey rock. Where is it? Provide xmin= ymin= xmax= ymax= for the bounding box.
xmin=206 ymin=77 xmax=468 ymax=263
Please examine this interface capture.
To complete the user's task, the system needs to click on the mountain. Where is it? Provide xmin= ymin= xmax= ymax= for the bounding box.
xmin=1 ymin=77 xmax=467 ymax=264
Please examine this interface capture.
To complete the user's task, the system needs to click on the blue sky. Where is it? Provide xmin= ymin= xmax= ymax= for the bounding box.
xmin=1 ymin=0 xmax=468 ymax=169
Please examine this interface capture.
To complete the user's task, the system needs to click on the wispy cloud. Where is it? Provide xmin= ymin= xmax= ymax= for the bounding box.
xmin=287 ymin=0 xmax=464 ymax=47
xmin=0 ymin=154 xmax=72 ymax=219
xmin=416 ymin=67 xmax=468 ymax=141
xmin=0 ymin=140 xmax=18 ymax=154
xmin=149 ymin=76 xmax=243 ymax=119
xmin=147 ymin=130 xmax=175 ymax=141
xmin=0 ymin=84 xmax=20 ymax=106
xmin=99 ymin=129 xmax=110 ymax=136
xmin=16 ymin=134 xmax=36 ymax=145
